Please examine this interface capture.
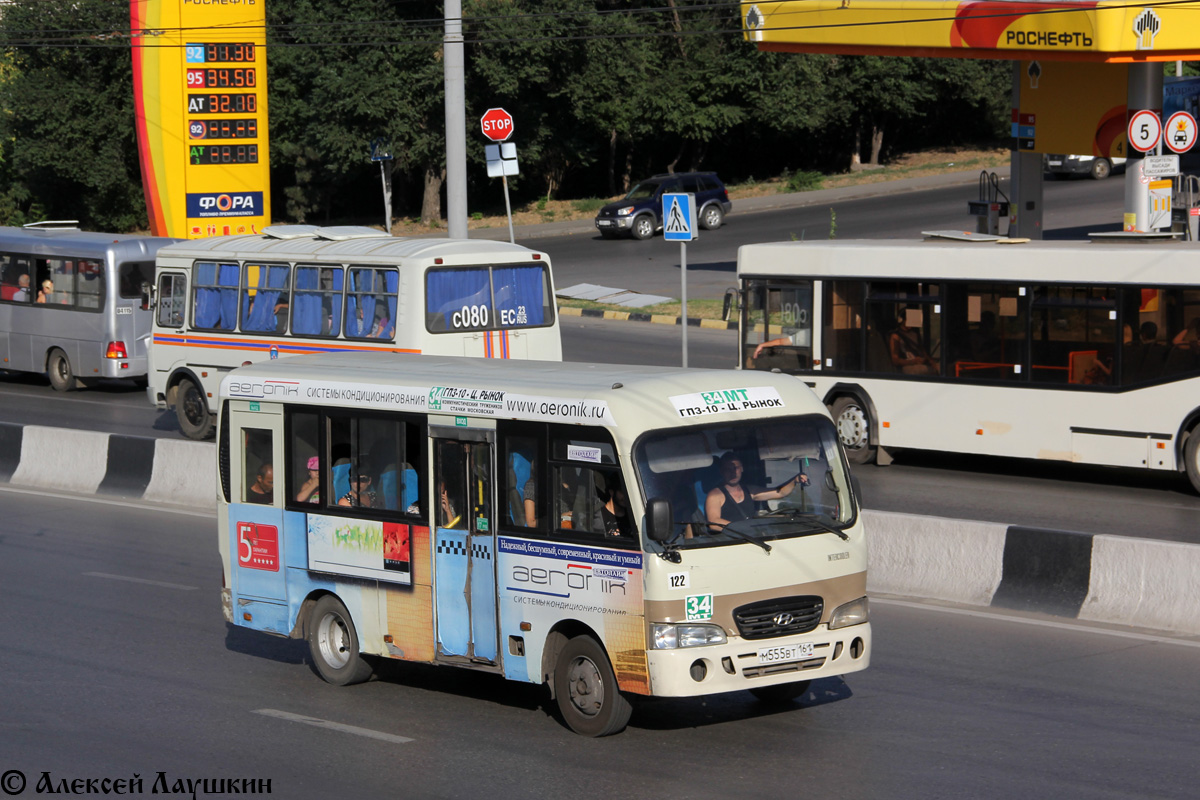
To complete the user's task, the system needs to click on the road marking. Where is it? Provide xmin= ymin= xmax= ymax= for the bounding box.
xmin=84 ymin=572 xmax=198 ymax=591
xmin=253 ymin=709 xmax=414 ymax=744
xmin=874 ymin=597 xmax=1200 ymax=650
xmin=0 ymin=484 xmax=210 ymax=518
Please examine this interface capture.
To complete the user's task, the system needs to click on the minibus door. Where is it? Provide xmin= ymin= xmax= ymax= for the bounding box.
xmin=432 ymin=431 xmax=499 ymax=664
xmin=227 ymin=404 xmax=287 ymax=605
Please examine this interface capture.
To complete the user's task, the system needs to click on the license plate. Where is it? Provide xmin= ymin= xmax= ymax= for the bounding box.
xmin=597 ymin=219 xmax=613 ymax=227
xmin=1048 ymin=160 xmax=1062 ymax=166
xmin=757 ymin=642 xmax=814 ymax=663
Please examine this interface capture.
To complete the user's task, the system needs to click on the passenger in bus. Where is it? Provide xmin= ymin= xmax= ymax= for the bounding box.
xmin=438 ymin=480 xmax=462 ymax=528
xmin=12 ymin=274 xmax=30 ymax=302
xmin=296 ymin=456 xmax=321 ymax=504
xmin=705 ymin=452 xmax=804 ymax=531
xmin=36 ymin=279 xmax=56 ymax=304
xmin=338 ymin=473 xmax=377 ymax=508
xmin=596 ymin=473 xmax=633 ymax=538
xmin=247 ymin=464 xmax=274 ymax=504
xmin=889 ymin=313 xmax=936 ymax=375
xmin=370 ymin=312 xmax=392 ymax=339
xmin=1172 ymin=317 xmax=1200 ymax=350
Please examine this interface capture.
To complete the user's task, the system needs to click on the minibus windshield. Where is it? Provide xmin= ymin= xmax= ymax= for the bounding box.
xmin=634 ymin=415 xmax=853 ymax=549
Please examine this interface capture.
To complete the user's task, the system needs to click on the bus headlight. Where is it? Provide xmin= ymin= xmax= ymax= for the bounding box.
xmin=651 ymin=623 xmax=727 ymax=649
xmin=829 ymin=596 xmax=869 ymax=629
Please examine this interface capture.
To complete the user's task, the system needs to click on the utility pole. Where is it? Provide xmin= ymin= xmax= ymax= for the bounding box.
xmin=444 ymin=0 xmax=468 ymax=239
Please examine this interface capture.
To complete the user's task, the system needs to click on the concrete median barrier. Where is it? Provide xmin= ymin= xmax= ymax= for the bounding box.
xmin=3 ymin=422 xmax=1199 ymax=636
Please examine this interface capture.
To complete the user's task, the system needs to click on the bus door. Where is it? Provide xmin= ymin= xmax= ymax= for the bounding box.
xmin=462 ymin=329 xmax=529 ymax=360
xmin=228 ymin=403 xmax=288 ymax=608
xmin=432 ymin=429 xmax=499 ymax=664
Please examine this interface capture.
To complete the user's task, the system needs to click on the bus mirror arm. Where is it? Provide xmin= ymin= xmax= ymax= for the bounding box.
xmin=722 ymin=287 xmax=739 ymax=322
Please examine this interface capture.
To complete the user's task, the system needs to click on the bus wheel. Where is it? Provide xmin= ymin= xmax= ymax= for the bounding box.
xmin=1185 ymin=431 xmax=1200 ymax=494
xmin=831 ymin=396 xmax=876 ymax=465
xmin=307 ymin=595 xmax=374 ymax=686
xmin=749 ymin=680 xmax=811 ymax=705
xmin=47 ymin=349 xmax=78 ymax=392
xmin=175 ymin=378 xmax=213 ymax=440
xmin=553 ymin=635 xmax=632 ymax=737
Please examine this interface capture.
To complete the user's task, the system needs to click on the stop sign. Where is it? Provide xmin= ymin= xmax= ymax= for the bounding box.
xmin=480 ymin=108 xmax=514 ymax=142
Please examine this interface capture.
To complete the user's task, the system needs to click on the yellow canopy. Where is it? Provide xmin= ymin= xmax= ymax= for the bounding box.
xmin=742 ymin=1 xmax=1200 ymax=62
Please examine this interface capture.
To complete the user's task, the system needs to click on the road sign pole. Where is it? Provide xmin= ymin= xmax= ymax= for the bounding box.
xmin=502 ymin=175 xmax=515 ymax=245
xmin=380 ymin=160 xmax=393 ymax=233
xmin=681 ymin=241 xmax=688 ymax=368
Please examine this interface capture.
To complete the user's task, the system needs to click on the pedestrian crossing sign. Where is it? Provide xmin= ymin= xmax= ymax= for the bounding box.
xmin=663 ymin=192 xmax=697 ymax=241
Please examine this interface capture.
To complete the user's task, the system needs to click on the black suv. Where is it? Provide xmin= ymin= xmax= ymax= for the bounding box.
xmin=594 ymin=172 xmax=731 ymax=240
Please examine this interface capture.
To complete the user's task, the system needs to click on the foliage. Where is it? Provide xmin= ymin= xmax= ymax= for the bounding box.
xmin=784 ymin=170 xmax=824 ymax=193
xmin=0 ymin=0 xmax=146 ymax=229
xmin=0 ymin=0 xmax=1020 ymax=231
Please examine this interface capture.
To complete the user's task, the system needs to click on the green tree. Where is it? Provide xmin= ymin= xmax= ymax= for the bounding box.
xmin=0 ymin=0 xmax=145 ymax=230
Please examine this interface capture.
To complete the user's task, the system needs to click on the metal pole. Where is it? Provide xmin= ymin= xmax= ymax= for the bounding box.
xmin=380 ymin=161 xmax=393 ymax=234
xmin=680 ymin=241 xmax=688 ymax=368
xmin=502 ymin=175 xmax=515 ymax=245
xmin=444 ymin=0 xmax=468 ymax=239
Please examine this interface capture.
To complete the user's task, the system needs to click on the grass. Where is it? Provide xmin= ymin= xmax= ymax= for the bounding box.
xmin=557 ymin=297 xmax=729 ymax=321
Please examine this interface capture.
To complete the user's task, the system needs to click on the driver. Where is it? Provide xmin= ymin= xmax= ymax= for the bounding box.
xmin=705 ymin=452 xmax=805 ymax=532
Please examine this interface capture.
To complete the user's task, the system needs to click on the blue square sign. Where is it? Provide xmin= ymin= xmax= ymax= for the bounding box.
xmin=663 ymin=193 xmax=696 ymax=241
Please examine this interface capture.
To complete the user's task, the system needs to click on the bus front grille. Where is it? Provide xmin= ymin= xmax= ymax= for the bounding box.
xmin=733 ymin=595 xmax=823 ymax=640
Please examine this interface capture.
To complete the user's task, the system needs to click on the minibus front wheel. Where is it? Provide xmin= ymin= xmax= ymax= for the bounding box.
xmin=553 ymin=635 xmax=632 ymax=737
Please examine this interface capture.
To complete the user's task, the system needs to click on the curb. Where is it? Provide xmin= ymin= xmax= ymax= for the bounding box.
xmin=6 ymin=422 xmax=1198 ymax=637
xmin=557 ymin=305 xmax=737 ymax=330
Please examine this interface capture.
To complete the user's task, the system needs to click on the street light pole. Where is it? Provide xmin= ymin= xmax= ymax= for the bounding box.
xmin=444 ymin=0 xmax=468 ymax=239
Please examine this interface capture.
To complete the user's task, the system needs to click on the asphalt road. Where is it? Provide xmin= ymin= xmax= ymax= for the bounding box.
xmin=3 ymin=488 xmax=1198 ymax=800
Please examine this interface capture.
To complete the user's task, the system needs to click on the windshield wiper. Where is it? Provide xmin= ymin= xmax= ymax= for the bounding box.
xmin=760 ymin=508 xmax=849 ymax=541
xmin=704 ymin=522 xmax=772 ymax=554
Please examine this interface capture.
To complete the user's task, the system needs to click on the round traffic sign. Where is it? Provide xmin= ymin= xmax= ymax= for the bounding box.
xmin=1128 ymin=109 xmax=1162 ymax=153
xmin=480 ymin=108 xmax=514 ymax=142
xmin=1165 ymin=111 xmax=1198 ymax=154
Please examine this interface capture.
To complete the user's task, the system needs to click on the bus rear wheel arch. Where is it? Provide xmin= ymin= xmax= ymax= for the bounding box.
xmin=830 ymin=395 xmax=876 ymax=465
xmin=1183 ymin=428 xmax=1200 ymax=494
xmin=307 ymin=594 xmax=374 ymax=686
xmin=552 ymin=634 xmax=632 ymax=737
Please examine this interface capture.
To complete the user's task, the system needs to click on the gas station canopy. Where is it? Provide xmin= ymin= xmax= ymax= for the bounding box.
xmin=742 ymin=1 xmax=1200 ymax=62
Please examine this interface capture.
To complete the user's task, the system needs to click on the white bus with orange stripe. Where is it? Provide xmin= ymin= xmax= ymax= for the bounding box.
xmin=148 ymin=226 xmax=560 ymax=438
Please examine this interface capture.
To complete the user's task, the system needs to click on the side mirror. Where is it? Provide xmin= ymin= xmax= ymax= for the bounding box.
xmin=646 ymin=497 xmax=674 ymax=543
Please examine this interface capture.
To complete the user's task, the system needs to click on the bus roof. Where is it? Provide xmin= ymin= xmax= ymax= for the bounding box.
xmin=158 ymin=233 xmax=549 ymax=264
xmin=737 ymin=238 xmax=1200 ymax=285
xmin=221 ymin=353 xmax=825 ymax=449
xmin=0 ymin=225 xmax=177 ymax=260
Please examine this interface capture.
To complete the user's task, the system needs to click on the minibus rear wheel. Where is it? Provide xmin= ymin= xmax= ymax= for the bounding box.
xmin=749 ymin=680 xmax=811 ymax=705
xmin=553 ymin=635 xmax=632 ymax=737
xmin=175 ymin=377 xmax=213 ymax=440
xmin=307 ymin=594 xmax=374 ymax=686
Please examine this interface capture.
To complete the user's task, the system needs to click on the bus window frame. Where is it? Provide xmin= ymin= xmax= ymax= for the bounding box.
xmin=423 ymin=263 xmax=556 ymax=335
xmin=240 ymin=261 xmax=292 ymax=336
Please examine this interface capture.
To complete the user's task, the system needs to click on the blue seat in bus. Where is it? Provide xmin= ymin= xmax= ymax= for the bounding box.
xmin=507 ymin=452 xmax=532 ymax=524
xmin=377 ymin=467 xmax=419 ymax=512
xmin=379 ymin=469 xmax=399 ymax=510
xmin=332 ymin=461 xmax=352 ymax=503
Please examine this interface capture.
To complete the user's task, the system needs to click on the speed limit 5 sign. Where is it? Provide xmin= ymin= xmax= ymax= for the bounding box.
xmin=1128 ymin=109 xmax=1162 ymax=153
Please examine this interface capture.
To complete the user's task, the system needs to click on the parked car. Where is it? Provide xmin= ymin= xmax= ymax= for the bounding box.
xmin=594 ymin=172 xmax=731 ymax=240
xmin=1043 ymin=154 xmax=1126 ymax=180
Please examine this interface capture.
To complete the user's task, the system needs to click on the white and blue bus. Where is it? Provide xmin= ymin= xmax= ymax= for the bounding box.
xmin=218 ymin=354 xmax=871 ymax=736
xmin=149 ymin=226 xmax=560 ymax=438
xmin=0 ymin=222 xmax=175 ymax=389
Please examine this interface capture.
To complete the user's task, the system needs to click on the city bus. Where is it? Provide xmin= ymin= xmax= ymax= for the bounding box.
xmin=217 ymin=353 xmax=871 ymax=736
xmin=0 ymin=222 xmax=175 ymax=390
xmin=148 ymin=226 xmax=560 ymax=439
xmin=736 ymin=238 xmax=1200 ymax=493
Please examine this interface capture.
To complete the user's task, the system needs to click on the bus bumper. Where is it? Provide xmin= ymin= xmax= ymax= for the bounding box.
xmin=100 ymin=355 xmax=148 ymax=380
xmin=644 ymin=622 xmax=871 ymax=697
